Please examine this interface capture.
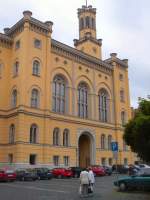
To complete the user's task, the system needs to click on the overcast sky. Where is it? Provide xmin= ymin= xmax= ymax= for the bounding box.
xmin=0 ymin=0 xmax=149 ymax=108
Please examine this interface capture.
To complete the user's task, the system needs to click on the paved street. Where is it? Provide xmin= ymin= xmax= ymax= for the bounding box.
xmin=0 ymin=175 xmax=149 ymax=200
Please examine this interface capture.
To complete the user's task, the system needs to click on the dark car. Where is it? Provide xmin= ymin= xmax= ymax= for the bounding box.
xmin=70 ymin=167 xmax=82 ymax=178
xmin=16 ymin=169 xmax=38 ymax=181
xmin=112 ymin=164 xmax=129 ymax=174
xmin=34 ymin=168 xmax=53 ymax=180
xmin=52 ymin=168 xmax=73 ymax=178
xmin=0 ymin=169 xmax=16 ymax=182
xmin=102 ymin=166 xmax=112 ymax=176
xmin=114 ymin=174 xmax=150 ymax=191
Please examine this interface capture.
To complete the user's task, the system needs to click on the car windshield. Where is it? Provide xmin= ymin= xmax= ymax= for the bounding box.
xmin=6 ymin=170 xmax=14 ymax=173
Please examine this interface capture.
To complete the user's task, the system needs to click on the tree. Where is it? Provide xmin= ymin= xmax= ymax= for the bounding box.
xmin=123 ymin=98 xmax=150 ymax=162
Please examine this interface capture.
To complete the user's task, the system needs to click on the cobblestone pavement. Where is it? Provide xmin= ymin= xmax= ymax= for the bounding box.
xmin=0 ymin=175 xmax=149 ymax=200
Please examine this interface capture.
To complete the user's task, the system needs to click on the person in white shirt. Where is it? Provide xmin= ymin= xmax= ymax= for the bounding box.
xmin=88 ymin=167 xmax=95 ymax=193
xmin=79 ymin=168 xmax=89 ymax=197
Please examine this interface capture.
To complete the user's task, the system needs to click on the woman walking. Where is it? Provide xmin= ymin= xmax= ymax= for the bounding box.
xmin=79 ymin=168 xmax=89 ymax=197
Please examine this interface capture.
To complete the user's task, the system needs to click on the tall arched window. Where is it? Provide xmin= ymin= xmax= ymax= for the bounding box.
xmin=80 ymin=18 xmax=84 ymax=30
xmin=101 ymin=134 xmax=106 ymax=149
xmin=31 ymin=89 xmax=39 ymax=108
xmin=78 ymin=82 xmax=88 ymax=118
xmin=30 ymin=124 xmax=38 ymax=143
xmin=92 ymin=18 xmax=95 ymax=29
xmin=0 ymin=63 xmax=3 ymax=78
xmin=123 ymin=139 xmax=128 ymax=151
xmin=9 ymin=124 xmax=15 ymax=144
xmin=85 ymin=16 xmax=90 ymax=28
xmin=108 ymin=135 xmax=112 ymax=150
xmin=121 ymin=111 xmax=126 ymax=125
xmin=11 ymin=89 xmax=17 ymax=108
xmin=52 ymin=75 xmax=66 ymax=113
xmin=13 ymin=61 xmax=19 ymax=76
xmin=53 ymin=128 xmax=60 ymax=146
xmin=98 ymin=89 xmax=109 ymax=122
xmin=33 ymin=60 xmax=40 ymax=76
xmin=63 ymin=129 xmax=69 ymax=146
xmin=120 ymin=89 xmax=125 ymax=102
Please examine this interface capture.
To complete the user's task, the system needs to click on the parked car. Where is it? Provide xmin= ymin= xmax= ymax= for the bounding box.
xmin=139 ymin=164 xmax=150 ymax=168
xmin=114 ymin=174 xmax=150 ymax=191
xmin=102 ymin=166 xmax=112 ymax=176
xmin=112 ymin=164 xmax=129 ymax=174
xmin=0 ymin=169 xmax=16 ymax=182
xmin=52 ymin=168 xmax=73 ymax=178
xmin=70 ymin=167 xmax=82 ymax=178
xmin=91 ymin=166 xmax=105 ymax=176
xmin=16 ymin=168 xmax=38 ymax=181
xmin=34 ymin=168 xmax=53 ymax=180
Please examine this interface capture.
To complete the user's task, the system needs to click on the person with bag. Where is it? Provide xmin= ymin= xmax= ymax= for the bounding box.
xmin=79 ymin=168 xmax=89 ymax=197
xmin=88 ymin=167 xmax=95 ymax=194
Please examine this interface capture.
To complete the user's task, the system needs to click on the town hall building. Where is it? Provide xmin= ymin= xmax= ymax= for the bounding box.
xmin=0 ymin=4 xmax=136 ymax=168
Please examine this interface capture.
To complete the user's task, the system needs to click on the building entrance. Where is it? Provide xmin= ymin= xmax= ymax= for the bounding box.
xmin=79 ymin=134 xmax=91 ymax=168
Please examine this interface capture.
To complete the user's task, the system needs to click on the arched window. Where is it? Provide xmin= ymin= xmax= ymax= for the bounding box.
xmin=33 ymin=60 xmax=40 ymax=76
xmin=120 ymin=89 xmax=125 ymax=102
xmin=108 ymin=135 xmax=112 ymax=150
xmin=92 ymin=18 xmax=95 ymax=29
xmin=31 ymin=89 xmax=39 ymax=108
xmin=80 ymin=18 xmax=84 ymax=30
xmin=52 ymin=75 xmax=66 ymax=113
xmin=11 ymin=89 xmax=17 ymax=108
xmin=85 ymin=16 xmax=90 ymax=28
xmin=0 ymin=63 xmax=3 ymax=78
xmin=13 ymin=61 xmax=19 ymax=76
xmin=98 ymin=89 xmax=109 ymax=122
xmin=121 ymin=111 xmax=126 ymax=125
xmin=124 ymin=158 xmax=128 ymax=165
xmin=53 ymin=128 xmax=60 ymax=146
xmin=101 ymin=134 xmax=106 ymax=149
xmin=30 ymin=124 xmax=38 ymax=143
xmin=123 ymin=139 xmax=128 ymax=151
xmin=78 ymin=82 xmax=88 ymax=118
xmin=9 ymin=124 xmax=15 ymax=144
xmin=63 ymin=129 xmax=69 ymax=146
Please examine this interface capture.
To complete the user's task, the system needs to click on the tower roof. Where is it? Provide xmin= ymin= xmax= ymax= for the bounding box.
xmin=78 ymin=5 xmax=96 ymax=16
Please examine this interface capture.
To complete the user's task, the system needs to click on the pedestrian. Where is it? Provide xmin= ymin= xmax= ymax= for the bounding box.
xmin=79 ymin=168 xmax=89 ymax=197
xmin=88 ymin=167 xmax=95 ymax=194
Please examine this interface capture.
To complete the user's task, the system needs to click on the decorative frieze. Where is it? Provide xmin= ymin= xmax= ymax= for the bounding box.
xmin=51 ymin=39 xmax=112 ymax=75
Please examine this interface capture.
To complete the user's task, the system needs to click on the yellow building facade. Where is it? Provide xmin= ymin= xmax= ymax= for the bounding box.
xmin=0 ymin=5 xmax=135 ymax=168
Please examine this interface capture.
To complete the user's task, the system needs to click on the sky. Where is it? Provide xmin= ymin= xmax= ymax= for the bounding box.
xmin=0 ymin=0 xmax=149 ymax=108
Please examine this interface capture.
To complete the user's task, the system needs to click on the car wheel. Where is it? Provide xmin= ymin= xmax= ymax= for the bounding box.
xmin=21 ymin=177 xmax=25 ymax=181
xmin=38 ymin=176 xmax=41 ymax=180
xmin=119 ymin=182 xmax=127 ymax=191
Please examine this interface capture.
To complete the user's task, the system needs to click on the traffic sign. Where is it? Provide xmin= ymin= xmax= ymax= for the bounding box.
xmin=111 ymin=142 xmax=118 ymax=152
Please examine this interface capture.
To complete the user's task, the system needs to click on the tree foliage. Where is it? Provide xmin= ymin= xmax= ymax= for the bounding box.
xmin=123 ymin=98 xmax=150 ymax=162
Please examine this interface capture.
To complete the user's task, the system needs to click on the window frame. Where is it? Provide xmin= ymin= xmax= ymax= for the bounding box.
xmin=34 ymin=39 xmax=41 ymax=49
xmin=32 ymin=60 xmax=40 ymax=76
xmin=52 ymin=75 xmax=66 ymax=114
xmin=31 ymin=88 xmax=39 ymax=108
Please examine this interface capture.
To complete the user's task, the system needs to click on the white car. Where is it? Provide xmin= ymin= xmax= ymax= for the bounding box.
xmin=139 ymin=164 xmax=150 ymax=168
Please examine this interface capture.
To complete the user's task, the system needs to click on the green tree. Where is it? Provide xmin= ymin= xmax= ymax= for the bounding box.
xmin=123 ymin=98 xmax=150 ymax=162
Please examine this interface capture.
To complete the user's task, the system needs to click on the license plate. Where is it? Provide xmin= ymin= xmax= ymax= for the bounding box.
xmin=8 ymin=174 xmax=13 ymax=177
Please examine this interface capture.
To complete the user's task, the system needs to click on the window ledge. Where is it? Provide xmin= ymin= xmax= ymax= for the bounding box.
xmin=32 ymin=74 xmax=40 ymax=77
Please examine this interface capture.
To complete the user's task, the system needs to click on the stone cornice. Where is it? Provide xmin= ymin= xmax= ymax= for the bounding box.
xmin=0 ymin=106 xmax=123 ymax=131
xmin=4 ymin=17 xmax=52 ymax=38
xmin=51 ymin=39 xmax=113 ymax=74
xmin=0 ymin=33 xmax=13 ymax=48
xmin=74 ymin=36 xmax=102 ymax=47
xmin=105 ymin=57 xmax=128 ymax=68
